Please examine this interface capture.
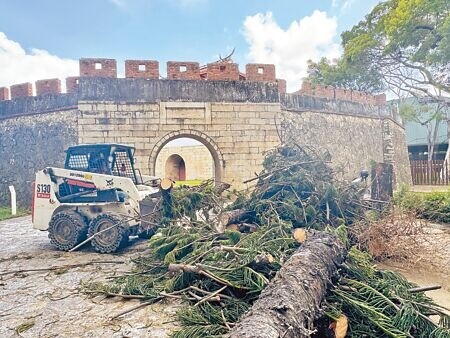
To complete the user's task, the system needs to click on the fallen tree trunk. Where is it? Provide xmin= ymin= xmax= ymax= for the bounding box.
xmin=229 ymin=230 xmax=345 ymax=338
xmin=216 ymin=208 xmax=253 ymax=232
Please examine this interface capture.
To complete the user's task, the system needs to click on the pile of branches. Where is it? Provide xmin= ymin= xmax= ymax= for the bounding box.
xmin=85 ymin=145 xmax=450 ymax=337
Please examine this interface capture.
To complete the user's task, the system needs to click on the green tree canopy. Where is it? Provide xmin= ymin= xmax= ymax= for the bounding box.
xmin=306 ymin=57 xmax=384 ymax=93
xmin=307 ymin=0 xmax=450 ymax=101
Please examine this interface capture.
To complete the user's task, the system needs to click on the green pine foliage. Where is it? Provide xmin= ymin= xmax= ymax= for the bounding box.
xmin=326 ymin=248 xmax=450 ymax=337
xmin=84 ymin=145 xmax=450 ymax=337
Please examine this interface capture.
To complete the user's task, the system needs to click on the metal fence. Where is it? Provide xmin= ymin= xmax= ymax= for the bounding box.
xmin=410 ymin=160 xmax=449 ymax=185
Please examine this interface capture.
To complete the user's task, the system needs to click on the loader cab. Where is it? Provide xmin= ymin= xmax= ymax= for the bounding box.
xmin=64 ymin=144 xmax=140 ymax=184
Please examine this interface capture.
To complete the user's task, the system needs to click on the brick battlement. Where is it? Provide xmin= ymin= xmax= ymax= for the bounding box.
xmin=0 ymin=78 xmax=401 ymax=126
xmin=0 ymin=58 xmax=288 ymax=101
xmin=297 ymin=82 xmax=386 ymax=105
xmin=0 ymin=58 xmax=386 ymax=108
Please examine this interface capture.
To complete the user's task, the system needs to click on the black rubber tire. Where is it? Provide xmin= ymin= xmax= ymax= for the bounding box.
xmin=88 ymin=213 xmax=128 ymax=253
xmin=48 ymin=210 xmax=87 ymax=251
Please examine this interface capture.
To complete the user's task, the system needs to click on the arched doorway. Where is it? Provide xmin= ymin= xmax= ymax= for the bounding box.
xmin=165 ymin=154 xmax=186 ymax=180
xmin=148 ymin=130 xmax=224 ymax=183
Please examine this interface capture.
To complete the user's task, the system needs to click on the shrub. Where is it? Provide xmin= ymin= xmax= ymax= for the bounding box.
xmin=393 ymin=184 xmax=450 ymax=223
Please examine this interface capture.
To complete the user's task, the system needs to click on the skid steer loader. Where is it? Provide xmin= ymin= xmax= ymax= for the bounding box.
xmin=32 ymin=143 xmax=161 ymax=253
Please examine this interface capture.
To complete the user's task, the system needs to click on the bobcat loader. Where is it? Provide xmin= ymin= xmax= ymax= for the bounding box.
xmin=32 ymin=143 xmax=160 ymax=253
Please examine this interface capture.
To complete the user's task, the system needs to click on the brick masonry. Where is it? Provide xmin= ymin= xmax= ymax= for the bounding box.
xmin=298 ymin=82 xmax=386 ymax=105
xmin=246 ymin=64 xmax=276 ymax=82
xmin=277 ymin=79 xmax=287 ymax=94
xmin=0 ymin=59 xmax=383 ymax=105
xmin=35 ymin=79 xmax=61 ymax=96
xmin=10 ymin=83 xmax=33 ymax=99
xmin=0 ymin=87 xmax=9 ymax=101
xmin=167 ymin=62 xmax=200 ymax=80
xmin=66 ymin=77 xmax=80 ymax=93
xmin=125 ymin=60 xmax=159 ymax=79
xmin=79 ymin=58 xmax=117 ymax=78
xmin=206 ymin=63 xmax=240 ymax=81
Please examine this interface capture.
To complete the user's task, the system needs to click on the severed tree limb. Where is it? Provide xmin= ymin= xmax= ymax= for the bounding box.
xmin=408 ymin=285 xmax=441 ymax=293
xmin=218 ymin=209 xmax=252 ymax=227
xmin=0 ymin=260 xmax=124 ymax=276
xmin=229 ymin=230 xmax=345 ymax=338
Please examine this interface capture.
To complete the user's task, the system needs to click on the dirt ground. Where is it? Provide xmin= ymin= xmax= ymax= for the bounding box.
xmin=378 ymin=221 xmax=450 ymax=309
xmin=0 ymin=216 xmax=180 ymax=338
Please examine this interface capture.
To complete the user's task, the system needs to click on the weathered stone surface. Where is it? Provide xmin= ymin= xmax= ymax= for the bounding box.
xmin=77 ymin=78 xmax=280 ymax=103
xmin=281 ymin=93 xmax=395 ymax=119
xmin=282 ymin=110 xmax=385 ymax=180
xmin=0 ymin=93 xmax=78 ymax=118
xmin=0 ymin=110 xmax=78 ymax=207
xmin=382 ymin=119 xmax=412 ymax=185
xmin=0 ymin=78 xmax=412 ymax=207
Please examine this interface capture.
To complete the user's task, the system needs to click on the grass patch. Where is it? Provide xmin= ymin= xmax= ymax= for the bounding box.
xmin=0 ymin=206 xmax=29 ymax=221
xmin=15 ymin=320 xmax=35 ymax=334
xmin=174 ymin=179 xmax=204 ymax=187
xmin=394 ymin=184 xmax=450 ymax=223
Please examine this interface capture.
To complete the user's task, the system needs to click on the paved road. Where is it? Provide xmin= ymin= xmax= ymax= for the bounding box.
xmin=0 ymin=216 xmax=179 ymax=338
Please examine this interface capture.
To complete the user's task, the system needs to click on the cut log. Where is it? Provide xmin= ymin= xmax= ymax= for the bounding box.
xmin=160 ymin=177 xmax=173 ymax=191
xmin=293 ymin=228 xmax=307 ymax=243
xmin=160 ymin=178 xmax=174 ymax=218
xmin=229 ymin=230 xmax=345 ymax=338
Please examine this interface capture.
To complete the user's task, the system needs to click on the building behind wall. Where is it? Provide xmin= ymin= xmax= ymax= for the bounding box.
xmin=389 ymin=99 xmax=449 ymax=160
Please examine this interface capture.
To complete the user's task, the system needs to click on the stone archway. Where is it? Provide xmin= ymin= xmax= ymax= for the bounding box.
xmin=148 ymin=129 xmax=224 ymax=183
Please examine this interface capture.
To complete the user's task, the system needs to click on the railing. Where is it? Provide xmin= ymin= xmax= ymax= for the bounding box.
xmin=410 ymin=159 xmax=449 ymax=185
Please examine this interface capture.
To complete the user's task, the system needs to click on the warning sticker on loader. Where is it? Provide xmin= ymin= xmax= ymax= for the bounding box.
xmin=36 ymin=184 xmax=51 ymax=199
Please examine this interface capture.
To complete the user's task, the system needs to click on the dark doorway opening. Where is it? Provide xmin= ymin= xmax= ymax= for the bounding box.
xmin=165 ymin=154 xmax=186 ymax=180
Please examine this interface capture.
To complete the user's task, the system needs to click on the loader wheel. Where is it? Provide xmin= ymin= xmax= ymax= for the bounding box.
xmin=88 ymin=213 xmax=128 ymax=253
xmin=48 ymin=211 xmax=87 ymax=251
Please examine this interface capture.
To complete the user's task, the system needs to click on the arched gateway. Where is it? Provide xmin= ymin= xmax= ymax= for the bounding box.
xmin=148 ymin=129 xmax=225 ymax=183
xmin=0 ymin=68 xmax=412 ymax=207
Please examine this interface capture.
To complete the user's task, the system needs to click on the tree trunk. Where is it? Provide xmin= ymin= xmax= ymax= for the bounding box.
xmin=215 ymin=209 xmax=254 ymax=232
xmin=229 ymin=231 xmax=345 ymax=338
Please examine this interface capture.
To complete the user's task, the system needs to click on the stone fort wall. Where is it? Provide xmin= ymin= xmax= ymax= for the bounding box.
xmin=0 ymin=58 xmax=411 ymax=207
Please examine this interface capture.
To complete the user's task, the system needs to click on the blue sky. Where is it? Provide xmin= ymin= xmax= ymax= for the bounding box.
xmin=0 ymin=0 xmax=380 ymax=92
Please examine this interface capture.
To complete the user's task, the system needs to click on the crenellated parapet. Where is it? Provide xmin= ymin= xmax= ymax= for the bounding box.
xmin=0 ymin=58 xmax=288 ymax=101
xmin=297 ymin=82 xmax=386 ymax=105
xmin=0 ymin=58 xmax=395 ymax=123
xmin=1 ymin=58 xmax=388 ymax=107
xmin=0 ymin=58 xmax=391 ymax=107
xmin=36 ymin=78 xmax=61 ymax=96
xmin=10 ymin=82 xmax=33 ymax=99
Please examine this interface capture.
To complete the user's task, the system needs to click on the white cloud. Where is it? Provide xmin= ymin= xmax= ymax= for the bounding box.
xmin=0 ymin=32 xmax=78 ymax=93
xmin=243 ymin=11 xmax=341 ymax=92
